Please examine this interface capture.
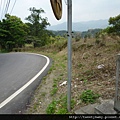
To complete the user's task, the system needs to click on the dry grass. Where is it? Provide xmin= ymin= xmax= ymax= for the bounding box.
xmin=71 ymin=37 xmax=117 ymax=111
xmin=26 ymin=35 xmax=120 ymax=114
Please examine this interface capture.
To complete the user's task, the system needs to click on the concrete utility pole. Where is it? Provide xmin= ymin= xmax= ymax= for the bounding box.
xmin=67 ymin=0 xmax=72 ymax=112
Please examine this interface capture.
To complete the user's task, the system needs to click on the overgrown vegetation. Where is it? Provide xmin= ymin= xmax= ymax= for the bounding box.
xmin=24 ymin=14 xmax=120 ymax=114
xmin=26 ymin=33 xmax=120 ymax=114
xmin=80 ymin=90 xmax=100 ymax=104
xmin=46 ymin=95 xmax=75 ymax=114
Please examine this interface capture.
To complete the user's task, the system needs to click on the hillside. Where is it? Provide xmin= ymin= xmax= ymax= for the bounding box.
xmin=25 ymin=35 xmax=120 ymax=114
xmin=47 ymin=19 xmax=109 ymax=31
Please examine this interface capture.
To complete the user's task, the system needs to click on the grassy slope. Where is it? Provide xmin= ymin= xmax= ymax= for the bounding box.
xmin=25 ymin=35 xmax=120 ymax=114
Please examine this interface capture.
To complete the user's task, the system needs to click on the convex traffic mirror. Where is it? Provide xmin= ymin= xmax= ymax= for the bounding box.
xmin=50 ymin=0 xmax=62 ymax=20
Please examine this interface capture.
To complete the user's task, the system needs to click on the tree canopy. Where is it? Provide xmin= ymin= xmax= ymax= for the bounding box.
xmin=103 ymin=14 xmax=120 ymax=36
xmin=0 ymin=14 xmax=28 ymax=51
xmin=25 ymin=7 xmax=50 ymax=47
xmin=0 ymin=7 xmax=53 ymax=51
xmin=108 ymin=14 xmax=120 ymax=35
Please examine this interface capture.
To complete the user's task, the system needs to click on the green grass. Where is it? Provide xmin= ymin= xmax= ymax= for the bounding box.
xmin=80 ymin=90 xmax=100 ymax=104
xmin=50 ymin=76 xmax=63 ymax=96
xmin=46 ymin=95 xmax=75 ymax=114
xmin=46 ymin=100 xmax=57 ymax=114
xmin=50 ymin=87 xmax=58 ymax=96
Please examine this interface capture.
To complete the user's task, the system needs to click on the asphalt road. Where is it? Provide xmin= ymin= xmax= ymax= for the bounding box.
xmin=0 ymin=52 xmax=51 ymax=114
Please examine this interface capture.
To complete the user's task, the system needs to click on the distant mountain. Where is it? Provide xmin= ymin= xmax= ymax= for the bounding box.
xmin=47 ymin=19 xmax=109 ymax=31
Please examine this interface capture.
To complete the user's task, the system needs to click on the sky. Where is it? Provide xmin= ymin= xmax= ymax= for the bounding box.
xmin=0 ymin=0 xmax=120 ymax=26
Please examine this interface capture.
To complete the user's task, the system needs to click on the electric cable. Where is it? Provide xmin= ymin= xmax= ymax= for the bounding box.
xmin=0 ymin=0 xmax=2 ymax=11
xmin=10 ymin=0 xmax=17 ymax=14
xmin=0 ymin=0 xmax=2 ymax=19
xmin=1 ymin=0 xmax=17 ymax=20
xmin=1 ymin=0 xmax=6 ymax=19
xmin=5 ymin=0 xmax=10 ymax=15
xmin=4 ymin=0 xmax=10 ymax=16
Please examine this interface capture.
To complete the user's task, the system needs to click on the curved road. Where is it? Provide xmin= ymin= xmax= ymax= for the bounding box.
xmin=0 ymin=52 xmax=51 ymax=114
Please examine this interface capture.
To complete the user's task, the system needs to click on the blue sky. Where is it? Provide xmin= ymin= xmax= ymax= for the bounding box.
xmin=1 ymin=0 xmax=120 ymax=25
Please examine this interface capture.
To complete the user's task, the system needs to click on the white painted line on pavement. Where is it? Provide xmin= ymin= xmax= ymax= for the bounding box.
xmin=0 ymin=53 xmax=50 ymax=109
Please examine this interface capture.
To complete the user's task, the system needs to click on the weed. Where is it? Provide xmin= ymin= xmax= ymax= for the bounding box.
xmin=60 ymin=73 xmax=64 ymax=76
xmin=46 ymin=95 xmax=75 ymax=114
xmin=87 ymin=44 xmax=94 ymax=48
xmin=52 ymin=82 xmax=57 ymax=87
xmin=41 ymin=92 xmax=46 ymax=97
xmin=83 ymin=79 xmax=88 ymax=84
xmin=56 ymin=108 xmax=68 ymax=114
xmin=78 ymin=63 xmax=83 ymax=68
xmin=64 ymin=56 xmax=67 ymax=60
xmin=53 ymin=51 xmax=57 ymax=55
xmin=57 ymin=96 xmax=75 ymax=113
xmin=95 ymin=39 xmax=101 ymax=45
xmin=84 ymin=70 xmax=94 ymax=78
xmin=46 ymin=100 xmax=57 ymax=114
xmin=50 ymin=78 xmax=59 ymax=96
xmin=49 ymin=65 xmax=55 ymax=73
xmin=60 ymin=63 xmax=66 ymax=69
xmin=50 ymin=87 xmax=58 ymax=96
xmin=95 ymin=39 xmax=106 ymax=47
xmin=80 ymin=90 xmax=100 ymax=104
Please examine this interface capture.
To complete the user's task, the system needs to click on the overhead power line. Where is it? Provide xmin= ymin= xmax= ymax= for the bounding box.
xmin=0 ymin=0 xmax=3 ymax=17
xmin=4 ymin=0 xmax=10 ymax=15
xmin=0 ymin=0 xmax=18 ymax=20
xmin=1 ymin=0 xmax=11 ymax=19
xmin=0 ymin=0 xmax=17 ymax=20
xmin=6 ymin=0 xmax=10 ymax=14
xmin=10 ymin=0 xmax=17 ymax=14
xmin=1 ymin=0 xmax=6 ymax=19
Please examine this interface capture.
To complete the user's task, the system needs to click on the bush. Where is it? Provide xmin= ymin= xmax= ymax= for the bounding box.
xmin=80 ymin=90 xmax=100 ymax=104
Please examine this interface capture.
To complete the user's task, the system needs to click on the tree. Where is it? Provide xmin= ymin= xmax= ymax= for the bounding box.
xmin=25 ymin=7 xmax=50 ymax=47
xmin=105 ymin=14 xmax=120 ymax=35
xmin=0 ymin=14 xmax=28 ymax=51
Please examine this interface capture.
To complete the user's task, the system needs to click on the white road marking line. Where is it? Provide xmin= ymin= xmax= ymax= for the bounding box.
xmin=0 ymin=53 xmax=50 ymax=109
